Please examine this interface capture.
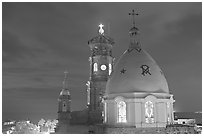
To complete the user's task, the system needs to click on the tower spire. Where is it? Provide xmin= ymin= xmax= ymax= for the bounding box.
xmin=128 ymin=9 xmax=141 ymax=50
xmin=62 ymin=71 xmax=68 ymax=90
xmin=129 ymin=9 xmax=139 ymax=27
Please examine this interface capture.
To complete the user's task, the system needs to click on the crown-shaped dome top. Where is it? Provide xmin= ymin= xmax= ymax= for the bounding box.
xmin=129 ymin=26 xmax=140 ymax=36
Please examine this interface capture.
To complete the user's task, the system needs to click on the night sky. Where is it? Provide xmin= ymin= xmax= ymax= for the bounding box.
xmin=2 ymin=2 xmax=202 ymax=123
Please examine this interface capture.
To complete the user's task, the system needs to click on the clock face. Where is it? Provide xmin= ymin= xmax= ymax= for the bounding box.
xmin=100 ymin=65 xmax=107 ymax=70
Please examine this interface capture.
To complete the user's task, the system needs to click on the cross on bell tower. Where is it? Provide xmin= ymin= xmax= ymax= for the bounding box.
xmin=98 ymin=24 xmax=104 ymax=35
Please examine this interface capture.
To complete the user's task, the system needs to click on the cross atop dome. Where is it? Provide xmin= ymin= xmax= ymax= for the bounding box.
xmin=128 ymin=9 xmax=141 ymax=49
xmin=129 ymin=9 xmax=139 ymax=27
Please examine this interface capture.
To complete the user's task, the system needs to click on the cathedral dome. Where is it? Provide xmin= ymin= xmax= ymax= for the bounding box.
xmin=106 ymin=48 xmax=169 ymax=94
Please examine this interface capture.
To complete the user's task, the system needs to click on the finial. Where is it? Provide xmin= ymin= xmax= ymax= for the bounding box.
xmin=63 ymin=71 xmax=68 ymax=89
xmin=128 ymin=10 xmax=141 ymax=49
xmin=64 ymin=71 xmax=68 ymax=79
xmin=99 ymin=23 xmax=104 ymax=35
xmin=129 ymin=9 xmax=139 ymax=27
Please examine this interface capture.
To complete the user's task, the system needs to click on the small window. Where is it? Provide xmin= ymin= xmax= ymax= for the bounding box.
xmin=109 ymin=64 xmax=112 ymax=75
xmin=93 ymin=63 xmax=98 ymax=72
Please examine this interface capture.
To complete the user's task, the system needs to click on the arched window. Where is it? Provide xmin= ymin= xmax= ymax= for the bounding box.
xmin=93 ymin=63 xmax=98 ymax=72
xmin=117 ymin=100 xmax=127 ymax=123
xmin=145 ymin=101 xmax=154 ymax=123
xmin=109 ymin=64 xmax=112 ymax=75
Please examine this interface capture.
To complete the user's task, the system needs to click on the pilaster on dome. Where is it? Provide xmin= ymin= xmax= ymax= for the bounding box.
xmin=88 ymin=24 xmax=114 ymax=45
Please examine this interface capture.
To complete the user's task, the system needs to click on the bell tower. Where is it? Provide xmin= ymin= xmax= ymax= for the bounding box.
xmin=87 ymin=24 xmax=114 ymax=124
xmin=58 ymin=71 xmax=71 ymax=123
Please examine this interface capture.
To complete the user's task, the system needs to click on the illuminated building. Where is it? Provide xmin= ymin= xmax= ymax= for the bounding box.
xmin=104 ymin=10 xmax=175 ymax=128
xmin=56 ymin=10 xmax=176 ymax=133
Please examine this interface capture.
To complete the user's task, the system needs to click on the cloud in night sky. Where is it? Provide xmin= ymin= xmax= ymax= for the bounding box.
xmin=2 ymin=2 xmax=201 ymax=123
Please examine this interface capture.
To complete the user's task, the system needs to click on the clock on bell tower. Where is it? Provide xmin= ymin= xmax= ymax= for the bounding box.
xmin=87 ymin=24 xmax=114 ymax=124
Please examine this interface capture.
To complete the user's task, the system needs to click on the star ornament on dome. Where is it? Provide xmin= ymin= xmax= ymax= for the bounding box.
xmin=120 ymin=68 xmax=126 ymax=74
xmin=99 ymin=24 xmax=104 ymax=35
